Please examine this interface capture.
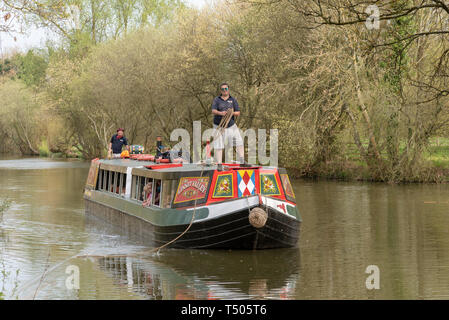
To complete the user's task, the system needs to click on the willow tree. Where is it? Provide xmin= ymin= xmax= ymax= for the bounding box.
xmin=239 ymin=0 xmax=449 ymax=181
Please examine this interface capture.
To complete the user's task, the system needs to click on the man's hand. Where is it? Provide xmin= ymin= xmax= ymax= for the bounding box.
xmin=212 ymin=109 xmax=230 ymax=116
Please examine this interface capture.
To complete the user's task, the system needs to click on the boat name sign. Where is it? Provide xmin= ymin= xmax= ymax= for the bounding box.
xmin=174 ymin=177 xmax=210 ymax=204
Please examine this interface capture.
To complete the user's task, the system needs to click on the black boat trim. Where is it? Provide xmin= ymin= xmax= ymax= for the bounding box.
xmin=151 ymin=215 xmax=252 ymax=236
xmin=252 ymin=230 xmax=298 ymax=247
xmin=155 ymin=224 xmax=253 ymax=244
xmin=154 ymin=210 xmax=300 ymax=245
xmin=152 ymin=231 xmax=257 ymax=249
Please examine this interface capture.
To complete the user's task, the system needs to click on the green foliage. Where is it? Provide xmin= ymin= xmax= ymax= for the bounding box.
xmin=2 ymin=0 xmax=449 ymax=182
xmin=38 ymin=139 xmax=50 ymax=157
xmin=380 ymin=6 xmax=415 ymax=94
xmin=0 ymin=59 xmax=13 ymax=75
xmin=0 ymin=80 xmax=42 ymax=155
xmin=11 ymin=50 xmax=49 ymax=87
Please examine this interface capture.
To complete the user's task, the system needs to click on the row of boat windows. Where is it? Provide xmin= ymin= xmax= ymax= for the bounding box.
xmin=97 ymin=169 xmax=177 ymax=208
xmin=97 ymin=169 xmax=126 ymax=195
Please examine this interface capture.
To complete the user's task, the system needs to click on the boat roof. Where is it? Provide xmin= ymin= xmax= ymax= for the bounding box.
xmin=97 ymin=158 xmax=279 ymax=179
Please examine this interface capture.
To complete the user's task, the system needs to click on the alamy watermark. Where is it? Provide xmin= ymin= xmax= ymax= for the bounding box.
xmin=365 ymin=265 xmax=380 ymax=290
xmin=365 ymin=5 xmax=380 ymax=30
xmin=65 ymin=265 xmax=80 ymax=290
xmin=169 ymin=121 xmax=278 ymax=166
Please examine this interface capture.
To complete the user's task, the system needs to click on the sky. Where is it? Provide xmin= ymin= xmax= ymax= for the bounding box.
xmin=0 ymin=0 xmax=208 ymax=55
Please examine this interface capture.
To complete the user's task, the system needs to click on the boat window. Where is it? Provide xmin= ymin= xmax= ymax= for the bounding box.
xmin=142 ymin=178 xmax=153 ymax=206
xmin=161 ymin=180 xmax=177 ymax=208
xmin=153 ymin=179 xmax=162 ymax=207
xmin=108 ymin=171 xmax=114 ymax=192
xmin=135 ymin=176 xmax=140 ymax=200
xmin=139 ymin=176 xmax=146 ymax=201
xmin=121 ymin=173 xmax=127 ymax=196
xmin=103 ymin=170 xmax=108 ymax=192
xmin=97 ymin=169 xmax=103 ymax=190
xmin=111 ymin=171 xmax=116 ymax=193
xmin=115 ymin=172 xmax=122 ymax=194
xmin=100 ymin=169 xmax=105 ymax=190
xmin=131 ymin=175 xmax=137 ymax=199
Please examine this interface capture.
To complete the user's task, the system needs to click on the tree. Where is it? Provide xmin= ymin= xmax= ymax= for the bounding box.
xmin=12 ymin=49 xmax=48 ymax=87
xmin=240 ymin=0 xmax=449 ymax=181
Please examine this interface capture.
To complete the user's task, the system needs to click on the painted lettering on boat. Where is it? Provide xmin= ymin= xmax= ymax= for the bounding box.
xmin=174 ymin=177 xmax=209 ymax=204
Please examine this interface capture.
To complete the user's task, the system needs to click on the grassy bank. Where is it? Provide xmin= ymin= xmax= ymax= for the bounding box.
xmin=286 ymin=137 xmax=449 ymax=183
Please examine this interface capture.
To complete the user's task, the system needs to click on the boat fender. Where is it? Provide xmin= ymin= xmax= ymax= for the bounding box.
xmin=249 ymin=207 xmax=268 ymax=228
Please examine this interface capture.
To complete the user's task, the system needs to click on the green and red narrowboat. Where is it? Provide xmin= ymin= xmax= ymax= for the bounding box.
xmin=83 ymin=157 xmax=301 ymax=249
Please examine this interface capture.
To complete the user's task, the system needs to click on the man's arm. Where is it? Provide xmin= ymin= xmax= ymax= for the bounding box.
xmin=212 ymin=109 xmax=227 ymax=116
xmin=233 ymin=98 xmax=241 ymax=116
xmin=212 ymin=98 xmax=226 ymax=116
xmin=109 ymin=135 xmax=115 ymax=153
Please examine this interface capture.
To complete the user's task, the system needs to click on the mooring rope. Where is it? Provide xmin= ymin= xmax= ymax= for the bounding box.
xmin=144 ymin=164 xmax=205 ymax=255
xmin=23 ymin=112 xmax=234 ymax=297
xmin=115 ymin=163 xmax=207 ymax=257
xmin=212 ymin=108 xmax=234 ymax=144
xmin=117 ymin=111 xmax=233 ymax=254
xmin=19 ymin=163 xmax=208 ymax=299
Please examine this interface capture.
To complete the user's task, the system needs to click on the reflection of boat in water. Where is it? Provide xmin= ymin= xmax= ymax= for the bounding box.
xmin=84 ymin=158 xmax=302 ymax=249
xmin=96 ymin=249 xmax=300 ymax=300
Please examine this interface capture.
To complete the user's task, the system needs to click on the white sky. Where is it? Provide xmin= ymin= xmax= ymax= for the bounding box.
xmin=0 ymin=0 xmax=208 ymax=55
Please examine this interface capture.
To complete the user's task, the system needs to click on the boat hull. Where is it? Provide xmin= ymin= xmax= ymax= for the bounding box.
xmin=84 ymin=198 xmax=300 ymax=250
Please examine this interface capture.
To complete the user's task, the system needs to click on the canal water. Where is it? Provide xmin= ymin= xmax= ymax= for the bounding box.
xmin=1 ymin=157 xmax=449 ymax=299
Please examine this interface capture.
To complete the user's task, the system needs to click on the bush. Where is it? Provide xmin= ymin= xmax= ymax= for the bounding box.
xmin=38 ymin=140 xmax=50 ymax=157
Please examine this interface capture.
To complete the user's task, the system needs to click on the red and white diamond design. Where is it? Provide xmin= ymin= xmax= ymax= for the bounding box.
xmin=238 ymin=170 xmax=255 ymax=197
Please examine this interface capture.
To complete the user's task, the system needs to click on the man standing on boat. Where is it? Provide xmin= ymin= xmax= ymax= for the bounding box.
xmin=211 ymin=82 xmax=244 ymax=164
xmin=108 ymin=128 xmax=129 ymax=159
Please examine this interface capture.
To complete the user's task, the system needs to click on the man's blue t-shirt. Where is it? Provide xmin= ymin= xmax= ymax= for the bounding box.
xmin=211 ymin=95 xmax=240 ymax=128
xmin=110 ymin=134 xmax=128 ymax=154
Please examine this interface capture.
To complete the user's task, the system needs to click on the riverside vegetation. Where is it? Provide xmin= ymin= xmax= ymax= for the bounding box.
xmin=0 ymin=0 xmax=448 ymax=183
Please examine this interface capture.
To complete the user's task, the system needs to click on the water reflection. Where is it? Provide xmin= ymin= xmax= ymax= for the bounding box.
xmin=95 ymin=249 xmax=300 ymax=300
xmin=294 ymin=180 xmax=449 ymax=299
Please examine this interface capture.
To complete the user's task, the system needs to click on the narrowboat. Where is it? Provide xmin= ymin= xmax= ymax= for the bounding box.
xmin=83 ymin=157 xmax=301 ymax=249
